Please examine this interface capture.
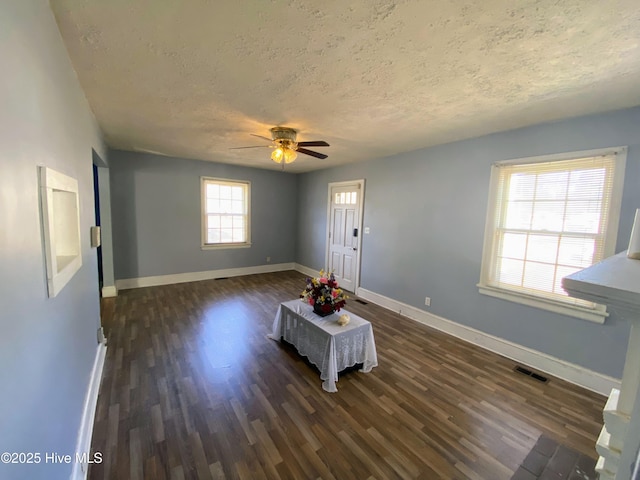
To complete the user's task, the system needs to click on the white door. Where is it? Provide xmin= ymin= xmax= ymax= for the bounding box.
xmin=327 ymin=183 xmax=362 ymax=292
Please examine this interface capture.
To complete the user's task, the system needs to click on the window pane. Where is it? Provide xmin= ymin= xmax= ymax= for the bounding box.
xmin=206 ymin=198 xmax=219 ymax=213
xmin=535 ymin=171 xmax=568 ymax=200
xmin=207 ymin=229 xmax=221 ymax=244
xmin=563 ymin=200 xmax=602 ymax=233
xmin=231 ymin=186 xmax=243 ymax=200
xmin=206 ymin=184 xmax=220 ymax=199
xmin=498 ymin=258 xmax=523 ymax=286
xmin=221 ymin=229 xmax=233 ymax=242
xmin=522 ymin=261 xmax=555 ymax=293
xmin=220 ymin=185 xmax=232 ymax=199
xmin=501 ymin=232 xmax=527 ymax=260
xmin=568 ymin=169 xmax=605 ymax=199
xmin=232 ymin=229 xmax=245 ymax=242
xmin=207 ymin=215 xmax=220 ymax=229
xmin=221 ymin=216 xmax=232 ymax=228
xmin=508 ymin=173 xmax=536 ymax=200
xmin=352 ymin=191 xmax=357 ymax=204
xmin=557 ymin=236 xmax=595 ymax=268
xmin=232 ymin=215 xmax=244 ymax=228
xmin=220 ymin=199 xmax=232 ymax=213
xmin=526 ymin=234 xmax=559 ymax=264
xmin=231 ymin=200 xmax=243 ymax=214
xmin=505 ymin=201 xmax=532 ymax=229
xmin=531 ymin=201 xmax=564 ymax=231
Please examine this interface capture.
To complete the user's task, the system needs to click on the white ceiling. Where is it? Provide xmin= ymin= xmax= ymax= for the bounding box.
xmin=50 ymin=0 xmax=640 ymax=173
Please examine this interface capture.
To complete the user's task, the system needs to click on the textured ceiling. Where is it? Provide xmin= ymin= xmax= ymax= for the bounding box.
xmin=50 ymin=0 xmax=640 ymax=172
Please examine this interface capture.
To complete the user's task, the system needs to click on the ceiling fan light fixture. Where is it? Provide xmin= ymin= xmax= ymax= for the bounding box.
xmin=271 ymin=146 xmax=297 ymax=164
xmin=284 ymin=148 xmax=297 ymax=163
xmin=271 ymin=147 xmax=283 ymax=163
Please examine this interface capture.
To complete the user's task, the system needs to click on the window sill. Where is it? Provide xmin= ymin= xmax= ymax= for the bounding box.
xmin=201 ymin=242 xmax=252 ymax=250
xmin=477 ymin=284 xmax=608 ymax=324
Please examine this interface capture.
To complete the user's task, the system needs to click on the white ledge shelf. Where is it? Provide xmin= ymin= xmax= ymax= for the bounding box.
xmin=562 ymin=251 xmax=640 ymax=317
xmin=562 ymin=250 xmax=640 ymax=480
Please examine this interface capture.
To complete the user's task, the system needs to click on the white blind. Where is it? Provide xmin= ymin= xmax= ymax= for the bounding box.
xmin=489 ymin=154 xmax=619 ymax=309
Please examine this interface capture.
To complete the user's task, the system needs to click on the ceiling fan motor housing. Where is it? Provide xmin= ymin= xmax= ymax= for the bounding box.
xmin=270 ymin=127 xmax=297 ymax=148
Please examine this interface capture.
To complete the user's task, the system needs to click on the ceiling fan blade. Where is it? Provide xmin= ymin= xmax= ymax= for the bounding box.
xmin=229 ymin=145 xmax=270 ymax=150
xmin=297 ymin=141 xmax=330 ymax=147
xmin=250 ymin=134 xmax=273 ymax=142
xmin=297 ymin=147 xmax=328 ymax=159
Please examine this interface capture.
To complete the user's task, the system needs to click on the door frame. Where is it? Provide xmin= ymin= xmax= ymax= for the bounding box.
xmin=324 ymin=179 xmax=366 ymax=293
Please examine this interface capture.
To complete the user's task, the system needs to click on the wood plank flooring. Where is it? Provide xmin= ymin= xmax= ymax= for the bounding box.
xmin=90 ymin=271 xmax=605 ymax=480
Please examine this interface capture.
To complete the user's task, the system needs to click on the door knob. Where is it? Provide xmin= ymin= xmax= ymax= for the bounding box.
xmin=352 ymin=247 xmax=357 ymax=251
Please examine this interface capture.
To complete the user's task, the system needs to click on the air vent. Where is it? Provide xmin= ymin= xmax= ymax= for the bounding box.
xmin=531 ymin=372 xmax=549 ymax=383
xmin=514 ymin=366 xmax=532 ymax=376
xmin=215 ymin=277 xmax=229 ymax=281
xmin=355 ymin=299 xmax=368 ymax=305
xmin=514 ymin=365 xmax=549 ymax=383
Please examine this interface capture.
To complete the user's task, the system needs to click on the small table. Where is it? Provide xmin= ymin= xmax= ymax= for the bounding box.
xmin=268 ymin=299 xmax=378 ymax=392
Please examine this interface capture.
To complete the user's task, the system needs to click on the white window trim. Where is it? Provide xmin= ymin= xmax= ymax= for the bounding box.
xmin=478 ymin=146 xmax=627 ymax=323
xmin=200 ymin=177 xmax=251 ymax=250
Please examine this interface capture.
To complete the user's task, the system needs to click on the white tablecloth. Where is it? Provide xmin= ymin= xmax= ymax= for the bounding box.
xmin=268 ymin=299 xmax=378 ymax=392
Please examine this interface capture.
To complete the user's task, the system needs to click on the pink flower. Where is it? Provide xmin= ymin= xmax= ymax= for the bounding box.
xmin=308 ymin=297 xmax=314 ymax=305
xmin=319 ymin=277 xmax=328 ymax=284
xmin=332 ymin=290 xmax=339 ymax=298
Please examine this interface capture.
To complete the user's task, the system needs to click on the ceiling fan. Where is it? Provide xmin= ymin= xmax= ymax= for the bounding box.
xmin=230 ymin=127 xmax=329 ymax=165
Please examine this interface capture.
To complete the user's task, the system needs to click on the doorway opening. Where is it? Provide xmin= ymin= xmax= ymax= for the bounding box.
xmin=92 ymin=163 xmax=104 ymax=293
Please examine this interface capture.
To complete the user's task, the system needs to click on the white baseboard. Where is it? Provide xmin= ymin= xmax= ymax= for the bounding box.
xmin=71 ymin=342 xmax=107 ymax=480
xmin=294 ymin=263 xmax=320 ymax=278
xmin=115 ymin=262 xmax=296 ymax=290
xmin=356 ymin=287 xmax=621 ymax=396
xmin=101 ymin=285 xmax=117 ymax=298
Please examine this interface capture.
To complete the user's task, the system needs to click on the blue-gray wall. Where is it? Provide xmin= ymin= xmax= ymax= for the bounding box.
xmin=109 ymin=150 xmax=298 ymax=280
xmin=296 ymin=107 xmax=640 ymax=378
xmin=0 ymin=2 xmax=106 ymax=479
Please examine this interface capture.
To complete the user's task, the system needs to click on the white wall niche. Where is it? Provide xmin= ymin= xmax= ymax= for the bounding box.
xmin=39 ymin=166 xmax=82 ymax=297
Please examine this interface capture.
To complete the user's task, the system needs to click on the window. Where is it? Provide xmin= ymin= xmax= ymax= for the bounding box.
xmin=334 ymin=191 xmax=358 ymax=205
xmin=478 ymin=147 xmax=626 ymax=323
xmin=201 ymin=177 xmax=250 ymax=248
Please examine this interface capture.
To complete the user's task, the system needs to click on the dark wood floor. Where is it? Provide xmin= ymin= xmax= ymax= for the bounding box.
xmin=90 ymin=271 xmax=605 ymax=480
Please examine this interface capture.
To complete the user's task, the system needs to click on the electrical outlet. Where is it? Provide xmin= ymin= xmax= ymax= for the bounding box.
xmin=266 ymin=256 xmax=271 ymax=263
xmin=424 ymin=296 xmax=431 ymax=307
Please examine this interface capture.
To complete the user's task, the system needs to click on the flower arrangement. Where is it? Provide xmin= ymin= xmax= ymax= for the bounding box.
xmin=301 ymin=269 xmax=347 ymax=316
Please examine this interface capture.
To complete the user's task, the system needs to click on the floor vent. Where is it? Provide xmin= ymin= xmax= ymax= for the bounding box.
xmin=355 ymin=299 xmax=368 ymax=305
xmin=514 ymin=365 xmax=549 ymax=383
xmin=215 ymin=277 xmax=229 ymax=281
xmin=530 ymin=372 xmax=549 ymax=383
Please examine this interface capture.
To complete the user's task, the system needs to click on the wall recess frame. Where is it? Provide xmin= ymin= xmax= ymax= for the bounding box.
xmin=39 ymin=166 xmax=82 ymax=297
